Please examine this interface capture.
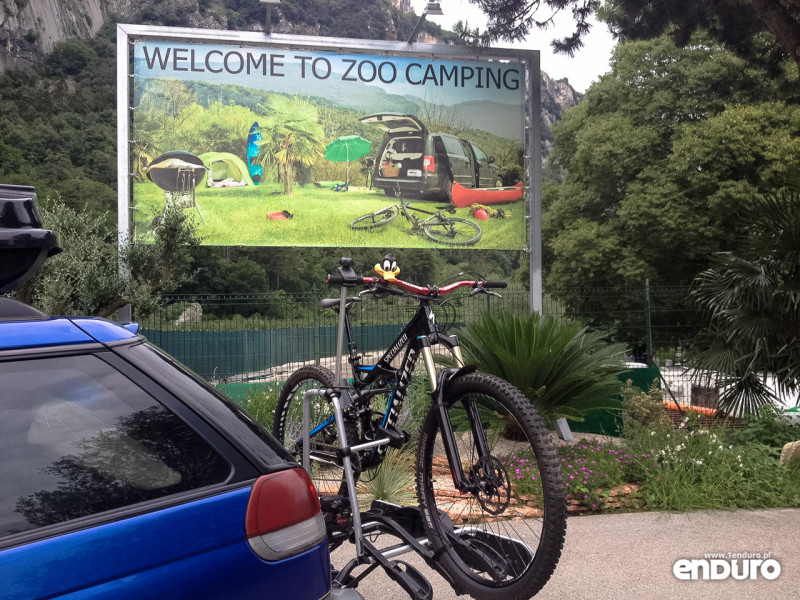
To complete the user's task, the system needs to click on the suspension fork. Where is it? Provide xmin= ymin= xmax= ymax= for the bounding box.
xmin=419 ymin=337 xmax=490 ymax=491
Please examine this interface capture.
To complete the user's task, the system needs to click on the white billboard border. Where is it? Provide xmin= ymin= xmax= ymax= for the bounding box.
xmin=116 ymin=24 xmax=543 ymax=312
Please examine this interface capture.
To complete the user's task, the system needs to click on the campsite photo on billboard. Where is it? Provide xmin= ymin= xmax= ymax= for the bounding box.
xmin=131 ymin=39 xmax=528 ymax=249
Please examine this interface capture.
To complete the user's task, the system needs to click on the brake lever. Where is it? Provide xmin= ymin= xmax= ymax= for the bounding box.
xmin=469 ymin=285 xmax=502 ymax=298
xmin=361 ymin=284 xmax=391 ymax=299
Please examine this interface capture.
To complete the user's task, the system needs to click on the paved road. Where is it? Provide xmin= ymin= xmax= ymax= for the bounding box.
xmin=332 ymin=508 xmax=799 ymax=599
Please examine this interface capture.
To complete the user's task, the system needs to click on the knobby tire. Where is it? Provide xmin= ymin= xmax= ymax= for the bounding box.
xmin=422 ymin=217 xmax=482 ymax=246
xmin=349 ymin=206 xmax=399 ymax=230
xmin=273 ymin=365 xmax=360 ymax=496
xmin=415 ymin=372 xmax=566 ymax=600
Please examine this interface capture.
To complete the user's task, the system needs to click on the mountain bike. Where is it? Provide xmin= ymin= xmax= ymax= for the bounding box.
xmin=349 ymin=200 xmax=482 ymax=246
xmin=273 ymin=257 xmax=566 ymax=600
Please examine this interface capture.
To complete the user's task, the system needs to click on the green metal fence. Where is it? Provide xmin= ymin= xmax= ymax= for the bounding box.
xmin=544 ymin=284 xmax=702 ymax=365
xmin=139 ymin=283 xmax=701 ymax=386
xmin=140 ymin=288 xmax=531 ymax=381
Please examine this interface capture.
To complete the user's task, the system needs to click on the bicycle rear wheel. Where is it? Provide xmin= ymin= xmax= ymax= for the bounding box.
xmin=415 ymin=373 xmax=566 ymax=600
xmin=349 ymin=205 xmax=399 ymax=230
xmin=273 ymin=366 xmax=359 ymax=496
xmin=422 ymin=216 xmax=482 ymax=246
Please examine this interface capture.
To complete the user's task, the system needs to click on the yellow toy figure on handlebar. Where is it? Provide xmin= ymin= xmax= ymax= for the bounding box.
xmin=374 ymin=253 xmax=400 ymax=280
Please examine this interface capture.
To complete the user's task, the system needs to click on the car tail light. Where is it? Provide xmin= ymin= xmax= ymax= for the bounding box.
xmin=423 ymin=155 xmax=435 ymax=173
xmin=245 ymin=468 xmax=326 ymax=561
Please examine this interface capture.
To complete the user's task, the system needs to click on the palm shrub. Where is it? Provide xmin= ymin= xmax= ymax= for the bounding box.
xmin=689 ymin=187 xmax=800 ymax=417
xmin=456 ymin=311 xmax=628 ymax=424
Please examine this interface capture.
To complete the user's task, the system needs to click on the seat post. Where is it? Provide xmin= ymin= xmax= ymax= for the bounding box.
xmin=334 ymin=285 xmax=349 ymax=386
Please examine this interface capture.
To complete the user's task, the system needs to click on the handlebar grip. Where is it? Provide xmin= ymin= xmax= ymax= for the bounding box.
xmin=327 ymin=273 xmax=345 ymax=285
xmin=482 ymin=280 xmax=507 ymax=289
xmin=327 ymin=256 xmax=364 ymax=287
xmin=327 ymin=273 xmax=364 ymax=286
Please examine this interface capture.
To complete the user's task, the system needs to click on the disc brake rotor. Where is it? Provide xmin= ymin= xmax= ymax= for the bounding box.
xmin=471 ymin=455 xmax=511 ymax=515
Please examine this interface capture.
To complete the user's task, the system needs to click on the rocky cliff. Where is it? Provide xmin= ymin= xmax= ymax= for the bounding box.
xmin=0 ymin=0 xmax=105 ymax=71
xmin=541 ymin=71 xmax=582 ymax=153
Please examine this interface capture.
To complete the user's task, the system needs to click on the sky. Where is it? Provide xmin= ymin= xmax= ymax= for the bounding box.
xmin=409 ymin=0 xmax=617 ymax=93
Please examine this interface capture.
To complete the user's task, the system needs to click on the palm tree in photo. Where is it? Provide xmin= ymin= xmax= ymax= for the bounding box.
xmin=257 ymin=95 xmax=325 ymax=195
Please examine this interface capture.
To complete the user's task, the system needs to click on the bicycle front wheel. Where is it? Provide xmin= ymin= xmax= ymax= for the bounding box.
xmin=415 ymin=373 xmax=566 ymax=600
xmin=349 ymin=205 xmax=399 ymax=230
xmin=422 ymin=217 xmax=482 ymax=246
xmin=273 ymin=366 xmax=359 ymax=496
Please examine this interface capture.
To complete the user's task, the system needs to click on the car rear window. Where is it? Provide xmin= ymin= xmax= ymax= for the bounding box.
xmin=0 ymin=354 xmax=231 ymax=537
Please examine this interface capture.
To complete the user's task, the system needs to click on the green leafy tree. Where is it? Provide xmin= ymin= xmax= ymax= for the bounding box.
xmin=0 ymin=25 xmax=118 ymax=222
xmin=225 ymin=258 xmax=269 ymax=294
xmin=689 ymin=188 xmax=800 ymax=417
xmin=456 ymin=311 xmax=628 ymax=424
xmin=15 ymin=199 xmax=200 ymax=318
xmin=463 ymin=0 xmax=800 ymax=75
xmin=44 ymin=39 xmax=98 ymax=77
xmin=256 ymin=95 xmax=324 ymax=196
xmin=457 ymin=0 xmax=598 ymax=51
xmin=545 ymin=35 xmax=799 ymax=293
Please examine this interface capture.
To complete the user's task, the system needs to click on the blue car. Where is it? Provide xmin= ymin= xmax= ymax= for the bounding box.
xmin=0 ymin=185 xmax=332 ymax=600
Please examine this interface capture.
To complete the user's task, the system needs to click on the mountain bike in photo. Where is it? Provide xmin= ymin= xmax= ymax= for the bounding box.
xmin=349 ymin=199 xmax=482 ymax=246
xmin=273 ymin=256 xmax=566 ymax=600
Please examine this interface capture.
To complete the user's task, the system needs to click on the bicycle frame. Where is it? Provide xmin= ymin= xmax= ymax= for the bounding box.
xmin=398 ymin=201 xmax=452 ymax=228
xmin=341 ymin=295 xmax=460 ymax=417
xmin=320 ymin=288 xmax=498 ymax=496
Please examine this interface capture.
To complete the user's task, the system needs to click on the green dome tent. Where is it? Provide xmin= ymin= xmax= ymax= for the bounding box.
xmin=198 ymin=152 xmax=254 ymax=188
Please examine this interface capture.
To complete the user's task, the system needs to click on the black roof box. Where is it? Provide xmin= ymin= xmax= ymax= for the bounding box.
xmin=0 ymin=184 xmax=61 ymax=294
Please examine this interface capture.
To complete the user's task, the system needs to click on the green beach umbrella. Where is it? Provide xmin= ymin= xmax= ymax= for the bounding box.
xmin=324 ymin=136 xmax=372 ymax=184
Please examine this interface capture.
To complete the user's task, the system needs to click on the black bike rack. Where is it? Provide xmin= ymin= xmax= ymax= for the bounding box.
xmin=328 ymin=500 xmax=455 ymax=600
xmin=325 ymin=497 xmax=534 ymax=600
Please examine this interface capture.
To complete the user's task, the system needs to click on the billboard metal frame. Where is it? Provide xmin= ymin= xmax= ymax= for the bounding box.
xmin=116 ymin=24 xmax=542 ymax=312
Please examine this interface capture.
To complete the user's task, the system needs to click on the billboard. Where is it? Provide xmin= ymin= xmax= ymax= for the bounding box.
xmin=118 ymin=25 xmax=540 ymax=253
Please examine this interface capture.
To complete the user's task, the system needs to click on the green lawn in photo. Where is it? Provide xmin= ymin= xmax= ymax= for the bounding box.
xmin=132 ymin=181 xmax=527 ymax=249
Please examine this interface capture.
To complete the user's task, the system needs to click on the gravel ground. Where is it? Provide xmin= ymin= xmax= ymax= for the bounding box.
xmin=333 ymin=508 xmax=800 ymax=600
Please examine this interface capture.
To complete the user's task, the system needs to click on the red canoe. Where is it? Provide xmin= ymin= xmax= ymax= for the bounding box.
xmin=451 ymin=181 xmax=524 ymax=208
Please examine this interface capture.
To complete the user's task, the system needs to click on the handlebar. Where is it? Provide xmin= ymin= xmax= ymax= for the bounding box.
xmin=327 ymin=272 xmax=364 ymax=286
xmin=327 ymin=258 xmax=506 ymax=298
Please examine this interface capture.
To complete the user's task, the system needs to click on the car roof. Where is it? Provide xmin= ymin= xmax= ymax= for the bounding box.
xmin=0 ymin=297 xmax=137 ymax=351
